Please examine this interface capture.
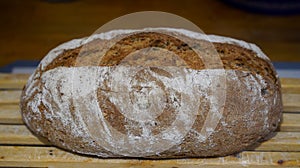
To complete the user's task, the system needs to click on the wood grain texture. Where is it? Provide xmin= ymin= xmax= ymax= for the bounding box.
xmin=0 ymin=125 xmax=49 ymax=145
xmin=279 ymin=113 xmax=300 ymax=132
xmin=0 ymin=90 xmax=21 ymax=104
xmin=0 ymin=0 xmax=299 ymax=68
xmin=1 ymin=125 xmax=300 ymax=152
xmin=0 ymin=104 xmax=22 ymax=124
xmin=282 ymin=94 xmax=300 ymax=111
xmin=0 ymin=73 xmax=29 ymax=89
xmin=253 ymin=132 xmax=300 ymax=152
xmin=281 ymin=78 xmax=300 ymax=94
xmin=0 ymin=146 xmax=299 ymax=167
xmin=0 ymin=74 xmax=299 ymax=167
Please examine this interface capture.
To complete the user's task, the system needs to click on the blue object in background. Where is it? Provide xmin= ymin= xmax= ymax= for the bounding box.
xmin=273 ymin=62 xmax=300 ymax=78
xmin=0 ymin=60 xmax=39 ymax=74
xmin=221 ymin=0 xmax=300 ymax=15
xmin=0 ymin=60 xmax=299 ymax=78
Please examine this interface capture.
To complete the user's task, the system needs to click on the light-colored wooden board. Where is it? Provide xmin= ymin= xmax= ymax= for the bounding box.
xmin=0 ymin=75 xmax=299 ymax=168
xmin=281 ymin=78 xmax=300 ymax=94
xmin=0 ymin=125 xmax=49 ymax=145
xmin=252 ymin=132 xmax=300 ymax=152
xmin=282 ymin=93 xmax=300 ymax=112
xmin=0 ymin=0 xmax=299 ymax=166
xmin=0 ymin=90 xmax=21 ymax=104
xmin=278 ymin=113 xmax=300 ymax=132
xmin=0 ymin=104 xmax=22 ymax=124
xmin=0 ymin=146 xmax=299 ymax=168
xmin=0 ymin=73 xmax=29 ymax=89
xmin=1 ymin=125 xmax=300 ymax=152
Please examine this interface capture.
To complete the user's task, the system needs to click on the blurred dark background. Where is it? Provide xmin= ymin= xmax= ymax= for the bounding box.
xmin=0 ymin=0 xmax=300 ymax=68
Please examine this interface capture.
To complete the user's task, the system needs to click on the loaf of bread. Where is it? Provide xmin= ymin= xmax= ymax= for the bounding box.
xmin=20 ymin=28 xmax=282 ymax=158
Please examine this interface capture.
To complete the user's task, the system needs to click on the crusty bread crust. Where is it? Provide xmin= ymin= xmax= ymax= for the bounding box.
xmin=20 ymin=28 xmax=282 ymax=158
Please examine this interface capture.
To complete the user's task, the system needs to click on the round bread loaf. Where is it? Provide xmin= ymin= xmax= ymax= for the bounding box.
xmin=20 ymin=28 xmax=282 ymax=158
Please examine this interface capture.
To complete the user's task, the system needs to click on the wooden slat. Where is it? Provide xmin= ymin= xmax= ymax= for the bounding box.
xmin=253 ymin=132 xmax=300 ymax=152
xmin=279 ymin=113 xmax=300 ymax=132
xmin=1 ymin=90 xmax=300 ymax=110
xmin=280 ymin=78 xmax=300 ymax=94
xmin=1 ymin=104 xmax=300 ymax=131
xmin=0 ymin=90 xmax=21 ymax=104
xmin=0 ymin=73 xmax=29 ymax=89
xmin=282 ymin=93 xmax=300 ymax=112
xmin=0 ymin=74 xmax=299 ymax=167
xmin=1 ymin=124 xmax=300 ymax=152
xmin=0 ymin=146 xmax=299 ymax=167
xmin=0 ymin=125 xmax=49 ymax=145
xmin=283 ymin=106 xmax=300 ymax=113
xmin=0 ymin=104 xmax=22 ymax=124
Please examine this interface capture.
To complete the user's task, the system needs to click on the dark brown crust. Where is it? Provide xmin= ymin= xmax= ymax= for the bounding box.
xmin=44 ymin=32 xmax=277 ymax=84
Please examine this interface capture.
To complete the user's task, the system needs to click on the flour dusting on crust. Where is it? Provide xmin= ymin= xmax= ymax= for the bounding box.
xmin=20 ymin=28 xmax=282 ymax=158
xmin=22 ymin=66 xmax=278 ymax=157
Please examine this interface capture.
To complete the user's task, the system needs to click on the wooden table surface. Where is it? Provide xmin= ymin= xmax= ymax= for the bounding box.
xmin=0 ymin=0 xmax=300 ymax=67
xmin=0 ymin=74 xmax=300 ymax=167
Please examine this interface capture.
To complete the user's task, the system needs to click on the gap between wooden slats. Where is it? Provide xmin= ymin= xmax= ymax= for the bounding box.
xmin=0 ymin=146 xmax=299 ymax=167
xmin=0 ymin=125 xmax=300 ymax=152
